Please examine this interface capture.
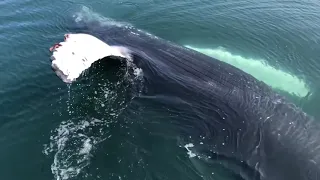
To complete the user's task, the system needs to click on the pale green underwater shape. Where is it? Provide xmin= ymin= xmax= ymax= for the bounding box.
xmin=185 ymin=45 xmax=309 ymax=98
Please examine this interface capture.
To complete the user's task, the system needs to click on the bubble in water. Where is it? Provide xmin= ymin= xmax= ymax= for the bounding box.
xmin=66 ymin=84 xmax=72 ymax=115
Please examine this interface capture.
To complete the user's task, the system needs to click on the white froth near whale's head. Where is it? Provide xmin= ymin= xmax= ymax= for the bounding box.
xmin=50 ymin=33 xmax=131 ymax=83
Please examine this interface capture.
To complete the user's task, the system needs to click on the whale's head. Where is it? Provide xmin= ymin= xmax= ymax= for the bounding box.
xmin=50 ymin=33 xmax=131 ymax=83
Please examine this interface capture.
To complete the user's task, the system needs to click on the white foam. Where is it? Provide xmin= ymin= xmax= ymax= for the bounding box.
xmin=43 ymin=119 xmax=108 ymax=180
xmin=185 ymin=45 xmax=309 ymax=97
xmin=73 ymin=6 xmax=159 ymax=40
xmin=50 ymin=33 xmax=132 ymax=83
xmin=73 ymin=6 xmax=132 ymax=28
xmin=79 ymin=139 xmax=92 ymax=155
xmin=184 ymin=143 xmax=197 ymax=158
xmin=133 ymin=67 xmax=143 ymax=77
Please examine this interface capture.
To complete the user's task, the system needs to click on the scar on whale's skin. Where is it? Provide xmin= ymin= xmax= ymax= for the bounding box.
xmin=49 ymin=34 xmax=69 ymax=52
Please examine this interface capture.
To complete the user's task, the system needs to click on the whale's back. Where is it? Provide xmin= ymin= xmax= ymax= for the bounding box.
xmin=50 ymin=22 xmax=320 ymax=179
xmin=102 ymin=27 xmax=320 ymax=180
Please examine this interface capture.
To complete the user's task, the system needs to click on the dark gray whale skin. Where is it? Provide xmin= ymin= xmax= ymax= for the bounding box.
xmin=68 ymin=20 xmax=320 ymax=180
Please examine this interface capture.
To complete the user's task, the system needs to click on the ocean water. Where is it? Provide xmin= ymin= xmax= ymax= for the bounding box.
xmin=1 ymin=0 xmax=320 ymax=180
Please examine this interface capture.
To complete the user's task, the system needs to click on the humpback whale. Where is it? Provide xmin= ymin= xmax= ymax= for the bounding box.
xmin=49 ymin=20 xmax=320 ymax=180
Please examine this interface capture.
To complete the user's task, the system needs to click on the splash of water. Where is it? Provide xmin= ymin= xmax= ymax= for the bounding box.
xmin=72 ymin=6 xmax=132 ymax=29
xmin=43 ymin=118 xmax=111 ymax=180
xmin=184 ymin=143 xmax=197 ymax=158
xmin=66 ymin=84 xmax=72 ymax=115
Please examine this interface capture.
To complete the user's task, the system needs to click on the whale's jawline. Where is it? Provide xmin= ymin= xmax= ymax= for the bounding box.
xmin=50 ymin=33 xmax=132 ymax=83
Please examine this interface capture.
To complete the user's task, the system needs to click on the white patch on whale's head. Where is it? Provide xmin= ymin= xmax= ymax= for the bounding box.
xmin=50 ymin=33 xmax=131 ymax=83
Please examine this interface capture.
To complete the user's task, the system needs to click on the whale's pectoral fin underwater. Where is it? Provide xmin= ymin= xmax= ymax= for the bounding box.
xmin=50 ymin=33 xmax=132 ymax=83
